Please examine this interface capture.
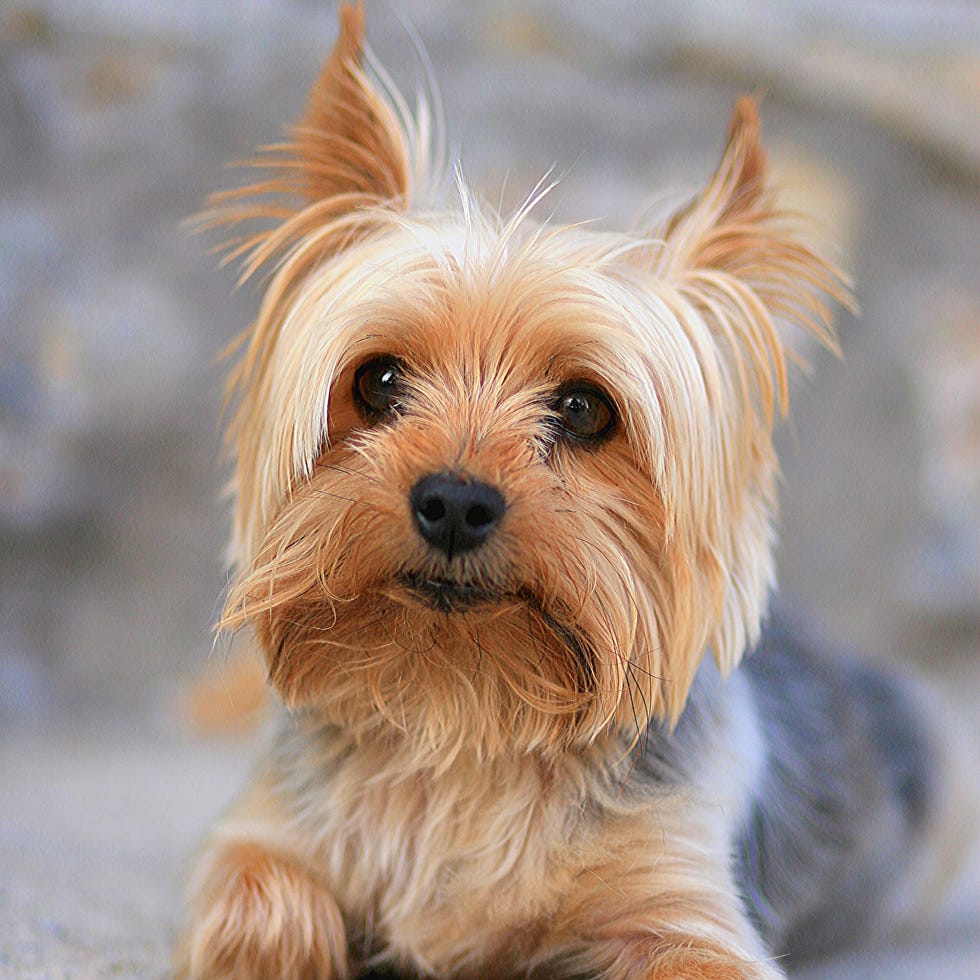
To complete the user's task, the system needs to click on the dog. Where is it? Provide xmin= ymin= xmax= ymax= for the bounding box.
xmin=177 ymin=4 xmax=966 ymax=977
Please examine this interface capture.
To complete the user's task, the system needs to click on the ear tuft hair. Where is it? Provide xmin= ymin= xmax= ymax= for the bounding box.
xmin=641 ymin=97 xmax=852 ymax=707
xmin=723 ymin=96 xmax=766 ymax=203
xmin=295 ymin=1 xmax=409 ymax=205
xmin=196 ymin=1 xmax=414 ymax=284
xmin=654 ymin=95 xmax=847 ymax=424
xmin=203 ymin=3 xmax=427 ymax=561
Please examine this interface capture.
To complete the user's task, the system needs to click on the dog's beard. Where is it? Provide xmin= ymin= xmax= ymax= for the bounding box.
xmin=223 ymin=449 xmax=665 ymax=761
xmin=266 ymin=589 xmax=602 ymax=758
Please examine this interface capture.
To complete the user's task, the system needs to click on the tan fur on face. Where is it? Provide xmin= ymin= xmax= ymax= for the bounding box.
xmin=208 ymin=7 xmax=847 ymax=752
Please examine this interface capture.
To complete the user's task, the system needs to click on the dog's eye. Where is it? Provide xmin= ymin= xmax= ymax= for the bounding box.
xmin=555 ymin=385 xmax=615 ymax=441
xmin=354 ymin=356 xmax=404 ymax=419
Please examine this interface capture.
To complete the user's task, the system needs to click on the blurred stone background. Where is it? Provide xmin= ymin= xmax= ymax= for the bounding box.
xmin=1 ymin=1 xmax=977 ymax=976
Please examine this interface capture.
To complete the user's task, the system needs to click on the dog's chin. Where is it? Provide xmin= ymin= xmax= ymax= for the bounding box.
xmin=258 ymin=564 xmax=616 ymax=753
xmin=398 ymin=571 xmax=499 ymax=613
xmin=397 ymin=571 xmax=596 ymax=678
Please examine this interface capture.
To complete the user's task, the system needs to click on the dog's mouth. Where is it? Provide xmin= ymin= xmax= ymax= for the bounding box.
xmin=397 ymin=573 xmax=594 ymax=678
xmin=399 ymin=571 xmax=498 ymax=612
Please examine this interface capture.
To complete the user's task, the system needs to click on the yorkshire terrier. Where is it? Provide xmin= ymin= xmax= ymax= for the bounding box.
xmin=178 ymin=5 xmax=966 ymax=977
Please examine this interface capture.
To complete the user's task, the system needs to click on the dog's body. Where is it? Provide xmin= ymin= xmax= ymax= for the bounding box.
xmin=179 ymin=6 xmax=963 ymax=977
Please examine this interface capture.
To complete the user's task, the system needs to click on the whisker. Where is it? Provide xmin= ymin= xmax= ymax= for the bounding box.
xmin=318 ymin=461 xmax=386 ymax=487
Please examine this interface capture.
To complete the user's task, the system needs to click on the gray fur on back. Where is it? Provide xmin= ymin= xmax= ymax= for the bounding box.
xmin=731 ymin=604 xmax=938 ymax=963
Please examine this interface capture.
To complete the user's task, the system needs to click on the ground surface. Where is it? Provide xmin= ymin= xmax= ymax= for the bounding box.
xmin=1 ymin=1 xmax=978 ymax=977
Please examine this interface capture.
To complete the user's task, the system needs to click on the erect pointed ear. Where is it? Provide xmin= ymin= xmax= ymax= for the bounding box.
xmin=294 ymin=0 xmax=409 ymax=205
xmin=633 ymin=99 xmax=849 ymax=719
xmin=659 ymin=97 xmax=772 ymax=281
xmin=203 ymin=1 xmax=414 ymax=278
xmin=211 ymin=4 xmax=424 ymax=560
xmin=653 ymin=96 xmax=843 ymax=418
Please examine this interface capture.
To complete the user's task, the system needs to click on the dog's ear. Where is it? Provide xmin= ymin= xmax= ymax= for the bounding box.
xmin=654 ymin=97 xmax=841 ymax=420
xmin=660 ymin=98 xmax=769 ymax=282
xmin=214 ymin=3 xmax=422 ymax=561
xmin=203 ymin=1 xmax=413 ymax=279
xmin=293 ymin=1 xmax=409 ymax=207
xmin=634 ymin=99 xmax=847 ymax=716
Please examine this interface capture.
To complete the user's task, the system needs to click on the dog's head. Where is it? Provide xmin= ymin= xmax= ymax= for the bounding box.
xmin=213 ymin=4 xmax=844 ymax=760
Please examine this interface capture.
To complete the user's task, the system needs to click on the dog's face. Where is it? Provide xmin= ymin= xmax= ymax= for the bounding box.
xmin=216 ymin=5 xmax=842 ymax=760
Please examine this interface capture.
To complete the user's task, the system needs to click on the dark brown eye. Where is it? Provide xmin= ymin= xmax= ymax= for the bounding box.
xmin=354 ymin=356 xmax=403 ymax=419
xmin=555 ymin=384 xmax=615 ymax=441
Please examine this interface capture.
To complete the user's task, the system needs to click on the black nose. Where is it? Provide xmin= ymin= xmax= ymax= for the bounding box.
xmin=409 ymin=473 xmax=506 ymax=558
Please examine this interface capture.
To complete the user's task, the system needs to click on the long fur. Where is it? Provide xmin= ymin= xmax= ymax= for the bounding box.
xmin=177 ymin=6 xmax=960 ymax=979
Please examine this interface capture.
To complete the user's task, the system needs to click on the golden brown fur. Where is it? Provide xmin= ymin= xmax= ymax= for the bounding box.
xmin=178 ymin=4 xmax=860 ymax=977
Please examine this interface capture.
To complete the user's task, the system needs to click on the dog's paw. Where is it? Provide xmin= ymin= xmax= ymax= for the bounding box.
xmin=601 ymin=934 xmax=784 ymax=980
xmin=177 ymin=840 xmax=349 ymax=980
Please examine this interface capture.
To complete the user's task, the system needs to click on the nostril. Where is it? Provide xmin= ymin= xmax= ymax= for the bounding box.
xmin=419 ymin=497 xmax=446 ymax=523
xmin=465 ymin=503 xmax=494 ymax=529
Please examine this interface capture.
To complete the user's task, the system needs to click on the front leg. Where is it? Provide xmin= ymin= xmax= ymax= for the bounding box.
xmin=534 ymin=806 xmax=784 ymax=980
xmin=595 ymin=933 xmax=783 ymax=980
xmin=177 ymin=836 xmax=350 ymax=980
xmin=543 ymin=905 xmax=784 ymax=980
